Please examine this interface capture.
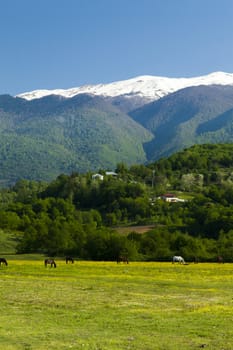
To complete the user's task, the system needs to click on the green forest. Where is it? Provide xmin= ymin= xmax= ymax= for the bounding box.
xmin=1 ymin=143 xmax=233 ymax=262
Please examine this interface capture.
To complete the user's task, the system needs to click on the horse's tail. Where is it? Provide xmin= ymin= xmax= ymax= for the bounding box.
xmin=5 ymin=259 xmax=8 ymax=266
xmin=54 ymin=261 xmax=57 ymax=268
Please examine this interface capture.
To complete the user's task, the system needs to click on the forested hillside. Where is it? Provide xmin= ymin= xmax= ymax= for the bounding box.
xmin=0 ymin=94 xmax=152 ymax=186
xmin=2 ymin=84 xmax=233 ymax=185
xmin=130 ymin=85 xmax=233 ymax=160
xmin=1 ymin=144 xmax=233 ymax=262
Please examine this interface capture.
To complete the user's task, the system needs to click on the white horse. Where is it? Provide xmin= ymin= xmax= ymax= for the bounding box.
xmin=172 ymin=255 xmax=185 ymax=264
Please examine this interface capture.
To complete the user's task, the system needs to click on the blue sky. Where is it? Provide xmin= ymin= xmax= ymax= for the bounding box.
xmin=1 ymin=0 xmax=233 ymax=95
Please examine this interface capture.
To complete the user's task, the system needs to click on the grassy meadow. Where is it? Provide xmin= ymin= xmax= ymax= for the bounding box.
xmin=0 ymin=257 xmax=232 ymax=350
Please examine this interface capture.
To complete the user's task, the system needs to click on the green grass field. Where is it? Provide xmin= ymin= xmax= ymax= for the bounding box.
xmin=0 ymin=258 xmax=232 ymax=350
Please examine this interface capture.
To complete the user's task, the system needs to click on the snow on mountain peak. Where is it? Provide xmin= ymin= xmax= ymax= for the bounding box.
xmin=16 ymin=72 xmax=233 ymax=102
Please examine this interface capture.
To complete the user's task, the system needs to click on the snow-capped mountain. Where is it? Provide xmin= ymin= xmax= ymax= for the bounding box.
xmin=17 ymin=71 xmax=233 ymax=102
xmin=3 ymin=73 xmax=233 ymax=185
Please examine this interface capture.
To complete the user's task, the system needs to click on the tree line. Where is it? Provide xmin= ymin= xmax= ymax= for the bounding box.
xmin=1 ymin=143 xmax=233 ymax=261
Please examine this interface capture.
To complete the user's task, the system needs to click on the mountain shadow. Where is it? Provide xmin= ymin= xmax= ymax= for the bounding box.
xmin=130 ymin=85 xmax=233 ymax=160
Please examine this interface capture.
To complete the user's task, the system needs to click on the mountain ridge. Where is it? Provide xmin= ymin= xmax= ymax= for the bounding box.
xmin=1 ymin=74 xmax=233 ymax=186
xmin=17 ymin=71 xmax=233 ymax=103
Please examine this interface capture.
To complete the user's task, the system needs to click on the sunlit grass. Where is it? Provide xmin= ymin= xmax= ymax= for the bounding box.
xmin=0 ymin=259 xmax=233 ymax=349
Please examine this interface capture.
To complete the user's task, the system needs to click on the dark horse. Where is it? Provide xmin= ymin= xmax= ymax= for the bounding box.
xmin=0 ymin=257 xmax=8 ymax=266
xmin=44 ymin=259 xmax=57 ymax=268
xmin=217 ymin=256 xmax=224 ymax=263
xmin=66 ymin=256 xmax=74 ymax=264
xmin=117 ymin=255 xmax=129 ymax=264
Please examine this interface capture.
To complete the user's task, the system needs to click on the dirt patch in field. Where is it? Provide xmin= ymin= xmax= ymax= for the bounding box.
xmin=113 ymin=225 xmax=155 ymax=235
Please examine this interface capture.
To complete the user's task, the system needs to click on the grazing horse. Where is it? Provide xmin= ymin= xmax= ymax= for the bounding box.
xmin=117 ymin=255 xmax=129 ymax=264
xmin=66 ymin=256 xmax=74 ymax=264
xmin=217 ymin=256 xmax=224 ymax=263
xmin=44 ymin=259 xmax=57 ymax=268
xmin=172 ymin=256 xmax=185 ymax=264
xmin=0 ymin=257 xmax=8 ymax=266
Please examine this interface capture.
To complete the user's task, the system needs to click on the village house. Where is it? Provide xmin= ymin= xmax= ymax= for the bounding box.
xmin=92 ymin=173 xmax=104 ymax=181
xmin=92 ymin=171 xmax=117 ymax=181
xmin=160 ymin=193 xmax=186 ymax=203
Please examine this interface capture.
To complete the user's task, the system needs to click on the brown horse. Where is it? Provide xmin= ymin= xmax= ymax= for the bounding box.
xmin=217 ymin=256 xmax=224 ymax=263
xmin=117 ymin=256 xmax=129 ymax=264
xmin=0 ymin=257 xmax=8 ymax=266
xmin=44 ymin=259 xmax=57 ymax=268
xmin=66 ymin=256 xmax=74 ymax=264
